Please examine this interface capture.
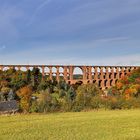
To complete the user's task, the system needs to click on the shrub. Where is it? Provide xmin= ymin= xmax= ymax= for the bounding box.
xmin=29 ymin=100 xmax=39 ymax=113
xmin=0 ymin=87 xmax=11 ymax=101
xmin=37 ymin=91 xmax=52 ymax=113
xmin=72 ymin=103 xmax=84 ymax=112
xmin=37 ymin=91 xmax=60 ymax=113
xmin=90 ymin=96 xmax=103 ymax=109
xmin=129 ymin=98 xmax=140 ymax=108
xmin=106 ymin=97 xmax=125 ymax=110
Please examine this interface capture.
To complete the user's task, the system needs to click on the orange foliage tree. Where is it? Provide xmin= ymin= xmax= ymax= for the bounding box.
xmin=116 ymin=81 xmax=123 ymax=90
xmin=110 ymin=68 xmax=140 ymax=100
xmin=16 ymin=86 xmax=32 ymax=113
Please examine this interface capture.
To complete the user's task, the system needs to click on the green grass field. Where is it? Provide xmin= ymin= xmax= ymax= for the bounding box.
xmin=0 ymin=110 xmax=140 ymax=140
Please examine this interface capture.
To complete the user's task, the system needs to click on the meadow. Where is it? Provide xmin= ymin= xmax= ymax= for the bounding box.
xmin=0 ymin=110 xmax=140 ymax=140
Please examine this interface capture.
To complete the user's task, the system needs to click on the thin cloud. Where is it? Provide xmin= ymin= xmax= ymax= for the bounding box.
xmin=94 ymin=37 xmax=129 ymax=43
xmin=28 ymin=0 xmax=52 ymax=26
xmin=1 ymin=53 xmax=140 ymax=66
xmin=0 ymin=5 xmax=22 ymax=42
xmin=37 ymin=0 xmax=52 ymax=11
xmin=0 ymin=45 xmax=6 ymax=51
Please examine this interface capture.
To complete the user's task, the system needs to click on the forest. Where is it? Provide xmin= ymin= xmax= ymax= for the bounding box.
xmin=0 ymin=67 xmax=140 ymax=113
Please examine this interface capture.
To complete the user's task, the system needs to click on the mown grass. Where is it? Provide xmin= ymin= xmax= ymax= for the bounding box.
xmin=0 ymin=110 xmax=140 ymax=140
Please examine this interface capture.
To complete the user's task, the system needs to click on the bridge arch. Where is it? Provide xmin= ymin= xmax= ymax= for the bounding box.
xmin=114 ymin=67 xmax=116 ymax=73
xmin=52 ymin=67 xmax=57 ymax=73
xmin=75 ymin=80 xmax=83 ymax=85
xmin=44 ymin=67 xmax=50 ymax=76
xmin=108 ymin=67 xmax=111 ymax=73
xmin=3 ymin=67 xmax=9 ymax=71
xmin=119 ymin=73 xmax=122 ymax=78
xmin=20 ymin=67 xmax=27 ymax=71
xmin=37 ymin=67 xmax=42 ymax=73
xmin=73 ymin=67 xmax=83 ymax=80
xmin=110 ymin=79 xmax=113 ymax=86
xmin=28 ymin=67 xmax=33 ymax=71
xmin=104 ymin=79 xmax=108 ymax=87
xmin=59 ymin=67 xmax=64 ymax=73
xmin=103 ymin=67 xmax=106 ymax=73
xmin=98 ymin=80 xmax=102 ymax=87
xmin=14 ymin=67 xmax=20 ymax=71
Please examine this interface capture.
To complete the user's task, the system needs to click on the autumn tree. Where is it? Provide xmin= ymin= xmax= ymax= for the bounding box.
xmin=16 ymin=86 xmax=32 ymax=113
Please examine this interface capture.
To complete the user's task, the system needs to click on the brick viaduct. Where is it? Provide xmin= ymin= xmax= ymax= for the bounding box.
xmin=0 ymin=65 xmax=139 ymax=89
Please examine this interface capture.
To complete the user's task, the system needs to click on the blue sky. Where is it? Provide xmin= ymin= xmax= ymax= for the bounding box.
xmin=0 ymin=0 xmax=140 ymax=65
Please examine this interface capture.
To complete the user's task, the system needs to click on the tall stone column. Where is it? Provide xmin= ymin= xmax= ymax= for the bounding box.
xmin=49 ymin=66 xmax=53 ymax=80
xmin=18 ymin=66 xmax=21 ymax=71
xmin=116 ymin=67 xmax=120 ymax=79
xmin=103 ymin=67 xmax=107 ymax=79
xmin=82 ymin=66 xmax=87 ymax=81
xmin=88 ymin=66 xmax=92 ymax=81
xmin=69 ymin=66 xmax=73 ymax=81
xmin=64 ymin=66 xmax=68 ymax=81
xmin=111 ymin=67 xmax=114 ymax=79
xmin=0 ymin=66 xmax=4 ymax=71
xmin=111 ymin=67 xmax=116 ymax=85
xmin=100 ymin=67 xmax=104 ymax=80
xmin=94 ymin=67 xmax=98 ymax=80
xmin=56 ymin=66 xmax=60 ymax=82
xmin=105 ymin=67 xmax=110 ymax=87
xmin=121 ymin=67 xmax=125 ymax=77
xmin=105 ymin=67 xmax=109 ymax=79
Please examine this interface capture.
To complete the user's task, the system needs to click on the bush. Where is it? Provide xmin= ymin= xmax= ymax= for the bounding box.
xmin=105 ymin=97 xmax=125 ymax=110
xmin=29 ymin=100 xmax=39 ymax=113
xmin=75 ymin=92 xmax=91 ymax=108
xmin=37 ymin=91 xmax=52 ymax=113
xmin=90 ymin=96 xmax=103 ymax=109
xmin=37 ymin=91 xmax=61 ymax=113
xmin=0 ymin=87 xmax=11 ymax=101
xmin=72 ymin=103 xmax=84 ymax=112
xmin=128 ymin=98 xmax=140 ymax=108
